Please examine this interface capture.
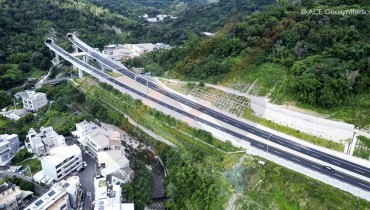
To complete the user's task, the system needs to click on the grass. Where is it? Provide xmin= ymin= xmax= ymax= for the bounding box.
xmin=29 ymin=69 xmax=45 ymax=79
xmin=106 ymin=71 xmax=123 ymax=77
xmin=223 ymin=155 xmax=370 ymax=209
xmin=99 ymin=180 xmax=106 ymax=187
xmin=239 ymin=63 xmax=286 ymax=95
xmin=0 ymin=118 xmax=7 ymax=128
xmin=18 ymin=159 xmax=42 ymax=175
xmin=353 ymin=136 xmax=370 ymax=160
xmin=242 ymin=108 xmax=344 ymax=151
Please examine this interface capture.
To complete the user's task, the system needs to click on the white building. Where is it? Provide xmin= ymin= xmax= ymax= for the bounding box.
xmin=72 ymin=121 xmax=131 ymax=176
xmin=0 ymin=134 xmax=19 ymax=166
xmin=1 ymin=109 xmax=27 ymax=121
xmin=144 ymin=14 xmax=177 ymax=23
xmin=26 ymin=176 xmax=80 ymax=210
xmin=26 ymin=127 xmax=66 ymax=156
xmin=93 ymin=175 xmax=134 ymax=210
xmin=0 ymin=182 xmax=23 ymax=210
xmin=22 ymin=91 xmax=48 ymax=112
xmin=40 ymin=145 xmax=83 ymax=181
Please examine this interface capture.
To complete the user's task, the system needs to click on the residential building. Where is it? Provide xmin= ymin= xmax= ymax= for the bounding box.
xmin=0 ymin=134 xmax=19 ymax=166
xmin=22 ymin=91 xmax=48 ymax=112
xmin=143 ymin=14 xmax=177 ymax=23
xmin=93 ymin=175 xmax=134 ymax=210
xmin=72 ymin=121 xmax=131 ymax=176
xmin=26 ymin=127 xmax=66 ymax=156
xmin=0 ymin=182 xmax=23 ymax=210
xmin=26 ymin=176 xmax=80 ymax=210
xmin=40 ymin=145 xmax=83 ymax=181
xmin=1 ymin=109 xmax=27 ymax=121
xmin=13 ymin=92 xmax=27 ymax=100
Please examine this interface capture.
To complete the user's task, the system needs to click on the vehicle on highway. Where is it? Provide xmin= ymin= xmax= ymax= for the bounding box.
xmin=323 ymin=166 xmax=335 ymax=173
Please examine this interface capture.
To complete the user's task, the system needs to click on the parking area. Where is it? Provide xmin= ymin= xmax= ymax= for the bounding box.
xmin=65 ymin=137 xmax=97 ymax=210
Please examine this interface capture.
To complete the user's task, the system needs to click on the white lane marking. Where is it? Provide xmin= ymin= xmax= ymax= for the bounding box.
xmin=331 ymin=160 xmax=341 ymax=165
xmin=292 ymin=157 xmax=300 ymax=162
xmin=311 ymin=165 xmax=321 ymax=169
xmin=311 ymin=153 xmax=320 ymax=158
xmin=257 ymin=143 xmax=265 ymax=148
xmin=273 ymin=150 xmax=282 ymax=155
xmin=358 ymin=182 xmax=370 ymax=188
xmin=311 ymin=151 xmax=370 ymax=172
xmin=334 ymin=174 xmax=344 ymax=178
xmin=354 ymin=169 xmax=365 ymax=174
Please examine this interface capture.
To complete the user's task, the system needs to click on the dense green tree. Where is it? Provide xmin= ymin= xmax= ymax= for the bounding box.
xmin=0 ymin=90 xmax=12 ymax=109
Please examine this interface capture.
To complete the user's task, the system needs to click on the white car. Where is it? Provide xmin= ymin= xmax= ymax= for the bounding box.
xmin=83 ymin=161 xmax=87 ymax=167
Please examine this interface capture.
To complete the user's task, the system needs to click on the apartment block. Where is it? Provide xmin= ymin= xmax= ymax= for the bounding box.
xmin=0 ymin=134 xmax=19 ymax=166
xmin=0 ymin=182 xmax=23 ymax=210
xmin=40 ymin=145 xmax=83 ymax=181
xmin=26 ymin=127 xmax=66 ymax=156
xmin=72 ymin=121 xmax=131 ymax=176
xmin=26 ymin=176 xmax=80 ymax=210
xmin=22 ymin=91 xmax=48 ymax=112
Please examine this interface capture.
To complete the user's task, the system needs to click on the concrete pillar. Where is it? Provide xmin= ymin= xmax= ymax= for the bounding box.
xmin=78 ymin=68 xmax=84 ymax=78
xmin=74 ymin=44 xmax=79 ymax=53
xmin=100 ymin=61 xmax=106 ymax=72
xmin=55 ymin=54 xmax=60 ymax=64
xmin=82 ymin=55 xmax=87 ymax=63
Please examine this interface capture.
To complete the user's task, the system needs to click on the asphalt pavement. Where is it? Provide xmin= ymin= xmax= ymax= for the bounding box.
xmin=45 ymin=38 xmax=370 ymax=192
xmin=66 ymin=137 xmax=97 ymax=210
xmin=67 ymin=36 xmax=370 ymax=180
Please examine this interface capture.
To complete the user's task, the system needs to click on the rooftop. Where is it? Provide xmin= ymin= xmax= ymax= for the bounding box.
xmin=23 ymin=91 xmax=46 ymax=100
xmin=0 ymin=182 xmax=14 ymax=194
xmin=0 ymin=182 xmax=22 ymax=205
xmin=26 ymin=176 xmax=79 ymax=210
xmin=0 ymin=134 xmax=18 ymax=144
xmin=42 ymin=145 xmax=81 ymax=165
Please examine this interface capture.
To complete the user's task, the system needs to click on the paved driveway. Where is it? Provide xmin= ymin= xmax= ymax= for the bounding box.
xmin=66 ymin=137 xmax=97 ymax=210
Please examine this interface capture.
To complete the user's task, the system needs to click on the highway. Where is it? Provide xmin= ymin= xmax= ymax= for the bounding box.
xmin=66 ymin=34 xmax=370 ymax=181
xmin=45 ymin=38 xmax=370 ymax=192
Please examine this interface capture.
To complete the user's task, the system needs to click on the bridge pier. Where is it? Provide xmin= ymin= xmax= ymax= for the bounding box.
xmin=74 ymin=44 xmax=79 ymax=53
xmin=82 ymin=55 xmax=88 ymax=64
xmin=78 ymin=68 xmax=84 ymax=78
xmin=99 ymin=61 xmax=107 ymax=72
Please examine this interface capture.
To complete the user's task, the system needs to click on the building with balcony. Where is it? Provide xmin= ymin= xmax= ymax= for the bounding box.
xmin=0 ymin=182 xmax=23 ymax=210
xmin=26 ymin=127 xmax=66 ymax=156
xmin=40 ymin=145 xmax=82 ymax=181
xmin=72 ymin=121 xmax=131 ymax=176
xmin=26 ymin=176 xmax=80 ymax=210
xmin=22 ymin=91 xmax=48 ymax=112
xmin=0 ymin=134 xmax=19 ymax=166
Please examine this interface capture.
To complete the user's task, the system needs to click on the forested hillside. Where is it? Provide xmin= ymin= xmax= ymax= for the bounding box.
xmin=0 ymin=0 xmax=128 ymax=92
xmin=88 ymin=0 xmax=274 ymax=44
xmin=129 ymin=0 xmax=370 ymax=127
